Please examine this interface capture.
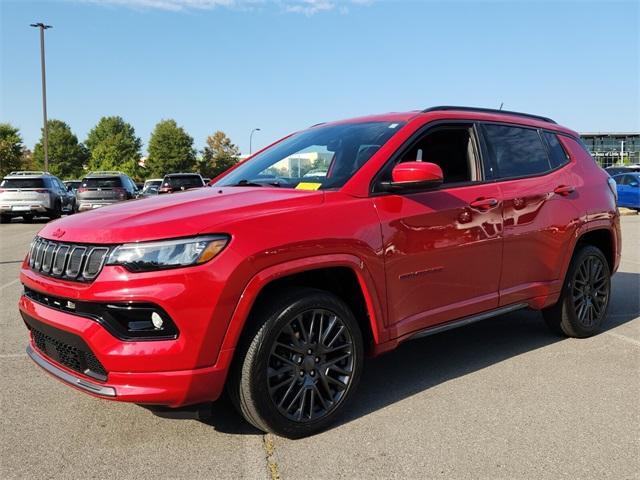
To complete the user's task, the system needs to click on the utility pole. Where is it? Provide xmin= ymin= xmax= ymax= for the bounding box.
xmin=30 ymin=22 xmax=52 ymax=171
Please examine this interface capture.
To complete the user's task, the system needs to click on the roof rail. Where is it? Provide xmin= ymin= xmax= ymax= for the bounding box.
xmin=422 ymin=106 xmax=557 ymax=124
xmin=8 ymin=171 xmax=49 ymax=176
xmin=87 ymin=171 xmax=124 ymax=176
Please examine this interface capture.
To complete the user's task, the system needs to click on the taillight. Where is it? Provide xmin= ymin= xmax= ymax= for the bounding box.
xmin=77 ymin=187 xmax=88 ymax=193
xmin=35 ymin=189 xmax=48 ymax=193
xmin=0 ymin=189 xmax=4 ymax=193
xmin=113 ymin=187 xmax=126 ymax=198
xmin=607 ymin=177 xmax=618 ymax=202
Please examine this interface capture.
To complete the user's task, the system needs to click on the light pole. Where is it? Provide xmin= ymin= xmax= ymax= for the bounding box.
xmin=30 ymin=22 xmax=52 ymax=171
xmin=249 ymin=128 xmax=261 ymax=155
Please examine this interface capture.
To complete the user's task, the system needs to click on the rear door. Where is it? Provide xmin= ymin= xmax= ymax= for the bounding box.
xmin=480 ymin=124 xmax=583 ymax=306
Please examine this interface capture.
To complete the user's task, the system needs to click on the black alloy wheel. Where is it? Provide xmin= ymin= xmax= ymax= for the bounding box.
xmin=267 ymin=308 xmax=356 ymax=422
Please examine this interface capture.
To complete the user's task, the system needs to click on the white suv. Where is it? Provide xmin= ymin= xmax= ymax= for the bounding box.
xmin=0 ymin=171 xmax=75 ymax=223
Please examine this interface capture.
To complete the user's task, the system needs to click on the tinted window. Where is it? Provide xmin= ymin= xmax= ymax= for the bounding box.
xmin=82 ymin=177 xmax=123 ymax=188
xmin=0 ymin=178 xmax=46 ymax=188
xmin=164 ymin=175 xmax=203 ymax=188
xmin=483 ymin=124 xmax=551 ymax=178
xmin=614 ymin=175 xmax=629 ymax=185
xmin=543 ymin=132 xmax=569 ymax=168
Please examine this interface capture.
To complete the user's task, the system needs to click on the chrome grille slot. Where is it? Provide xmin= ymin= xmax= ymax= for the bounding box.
xmin=27 ymin=237 xmax=111 ymax=282
xmin=41 ymin=243 xmax=57 ymax=273
xmin=52 ymin=245 xmax=69 ymax=275
xmin=66 ymin=246 xmax=86 ymax=278
xmin=83 ymin=248 xmax=109 ymax=279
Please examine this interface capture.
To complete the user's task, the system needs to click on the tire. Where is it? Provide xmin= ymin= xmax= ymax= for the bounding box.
xmin=49 ymin=201 xmax=62 ymax=220
xmin=543 ymin=245 xmax=611 ymax=338
xmin=0 ymin=214 xmax=10 ymax=224
xmin=228 ymin=287 xmax=364 ymax=438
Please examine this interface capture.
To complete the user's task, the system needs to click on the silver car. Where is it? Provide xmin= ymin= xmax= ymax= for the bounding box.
xmin=0 ymin=171 xmax=75 ymax=223
xmin=75 ymin=171 xmax=138 ymax=212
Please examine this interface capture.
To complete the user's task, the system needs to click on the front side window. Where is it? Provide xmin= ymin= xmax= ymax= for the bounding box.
xmin=482 ymin=124 xmax=551 ymax=178
xmin=215 ymin=121 xmax=405 ymax=190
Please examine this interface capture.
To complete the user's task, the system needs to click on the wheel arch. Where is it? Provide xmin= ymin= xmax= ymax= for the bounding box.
xmin=219 ymin=255 xmax=386 ymax=357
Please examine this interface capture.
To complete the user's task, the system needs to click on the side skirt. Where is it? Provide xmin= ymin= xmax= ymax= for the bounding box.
xmin=407 ymin=303 xmax=528 ymax=341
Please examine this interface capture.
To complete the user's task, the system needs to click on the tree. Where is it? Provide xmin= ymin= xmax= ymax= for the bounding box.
xmin=199 ymin=131 xmax=240 ymax=178
xmin=33 ymin=120 xmax=88 ymax=179
xmin=0 ymin=123 xmax=25 ymax=177
xmin=85 ymin=116 xmax=142 ymax=179
xmin=146 ymin=119 xmax=196 ymax=177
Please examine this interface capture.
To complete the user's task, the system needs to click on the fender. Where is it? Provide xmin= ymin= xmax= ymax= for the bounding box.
xmin=217 ymin=253 xmax=387 ymax=357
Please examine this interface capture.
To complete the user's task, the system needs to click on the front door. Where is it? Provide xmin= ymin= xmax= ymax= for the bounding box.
xmin=373 ymin=123 xmax=503 ymax=338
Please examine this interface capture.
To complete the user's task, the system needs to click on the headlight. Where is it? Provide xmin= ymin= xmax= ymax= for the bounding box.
xmin=106 ymin=235 xmax=229 ymax=272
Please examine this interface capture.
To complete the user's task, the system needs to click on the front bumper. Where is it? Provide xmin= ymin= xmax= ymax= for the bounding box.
xmin=19 ymin=261 xmax=236 ymax=407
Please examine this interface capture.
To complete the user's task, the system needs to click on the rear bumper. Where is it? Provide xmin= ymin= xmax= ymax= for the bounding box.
xmin=77 ymin=200 xmax=120 ymax=211
xmin=0 ymin=201 xmax=50 ymax=214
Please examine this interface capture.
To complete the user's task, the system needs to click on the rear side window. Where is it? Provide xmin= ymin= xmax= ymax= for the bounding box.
xmin=0 ymin=178 xmax=46 ymax=188
xmin=543 ymin=132 xmax=570 ymax=168
xmin=482 ymin=124 xmax=551 ymax=178
xmin=82 ymin=177 xmax=123 ymax=188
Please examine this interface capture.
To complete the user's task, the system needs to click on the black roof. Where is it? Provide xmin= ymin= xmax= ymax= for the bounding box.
xmin=422 ymin=106 xmax=556 ymax=124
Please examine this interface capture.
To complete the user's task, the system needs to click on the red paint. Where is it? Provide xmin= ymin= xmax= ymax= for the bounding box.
xmin=19 ymin=109 xmax=620 ymax=407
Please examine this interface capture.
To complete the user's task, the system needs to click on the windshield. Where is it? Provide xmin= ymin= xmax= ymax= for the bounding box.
xmin=163 ymin=175 xmax=203 ymax=188
xmin=1 ymin=178 xmax=46 ymax=188
xmin=215 ymin=121 xmax=405 ymax=190
xmin=143 ymin=180 xmax=162 ymax=191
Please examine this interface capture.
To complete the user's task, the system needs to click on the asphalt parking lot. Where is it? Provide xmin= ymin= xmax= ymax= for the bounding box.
xmin=1 ymin=216 xmax=638 ymax=480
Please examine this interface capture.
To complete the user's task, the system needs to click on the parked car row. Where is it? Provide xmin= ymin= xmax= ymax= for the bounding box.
xmin=0 ymin=170 xmax=211 ymax=223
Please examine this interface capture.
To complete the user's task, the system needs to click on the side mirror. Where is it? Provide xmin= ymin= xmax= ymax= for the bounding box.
xmin=629 ymin=181 xmax=639 ymax=188
xmin=381 ymin=162 xmax=443 ymax=192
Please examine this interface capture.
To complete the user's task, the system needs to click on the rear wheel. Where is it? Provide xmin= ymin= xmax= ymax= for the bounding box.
xmin=229 ymin=287 xmax=364 ymax=438
xmin=543 ymin=245 xmax=611 ymax=338
xmin=49 ymin=201 xmax=62 ymax=219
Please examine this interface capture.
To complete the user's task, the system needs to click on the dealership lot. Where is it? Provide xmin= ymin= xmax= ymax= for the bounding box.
xmin=1 ymin=217 xmax=638 ymax=479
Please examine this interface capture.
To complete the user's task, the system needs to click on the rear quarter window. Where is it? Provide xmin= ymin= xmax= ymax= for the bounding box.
xmin=482 ymin=124 xmax=551 ymax=178
xmin=543 ymin=132 xmax=570 ymax=168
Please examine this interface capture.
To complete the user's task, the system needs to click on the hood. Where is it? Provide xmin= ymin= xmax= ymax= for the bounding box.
xmin=38 ymin=187 xmax=325 ymax=244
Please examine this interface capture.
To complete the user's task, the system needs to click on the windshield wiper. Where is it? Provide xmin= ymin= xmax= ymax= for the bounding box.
xmin=230 ymin=179 xmax=283 ymax=187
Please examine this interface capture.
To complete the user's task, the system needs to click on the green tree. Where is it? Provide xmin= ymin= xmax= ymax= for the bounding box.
xmin=85 ymin=116 xmax=142 ymax=179
xmin=0 ymin=123 xmax=25 ymax=177
xmin=33 ymin=120 xmax=88 ymax=179
xmin=146 ymin=119 xmax=196 ymax=177
xmin=199 ymin=131 xmax=240 ymax=178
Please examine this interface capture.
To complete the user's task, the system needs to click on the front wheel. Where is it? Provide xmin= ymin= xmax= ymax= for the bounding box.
xmin=229 ymin=288 xmax=364 ymax=438
xmin=543 ymin=245 xmax=611 ymax=338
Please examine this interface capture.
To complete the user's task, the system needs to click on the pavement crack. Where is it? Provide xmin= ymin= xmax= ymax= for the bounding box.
xmin=262 ymin=433 xmax=281 ymax=480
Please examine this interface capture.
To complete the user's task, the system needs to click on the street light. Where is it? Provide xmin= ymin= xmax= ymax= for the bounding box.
xmin=30 ymin=22 xmax=52 ymax=171
xmin=249 ymin=128 xmax=261 ymax=155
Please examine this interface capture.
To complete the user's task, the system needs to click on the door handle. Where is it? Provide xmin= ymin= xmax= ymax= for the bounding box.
xmin=469 ymin=198 xmax=498 ymax=209
xmin=554 ymin=185 xmax=575 ymax=196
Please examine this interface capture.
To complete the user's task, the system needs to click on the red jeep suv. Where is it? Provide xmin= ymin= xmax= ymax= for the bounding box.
xmin=19 ymin=106 xmax=620 ymax=438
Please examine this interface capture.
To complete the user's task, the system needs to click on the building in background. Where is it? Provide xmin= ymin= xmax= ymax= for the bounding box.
xmin=580 ymin=132 xmax=640 ymax=167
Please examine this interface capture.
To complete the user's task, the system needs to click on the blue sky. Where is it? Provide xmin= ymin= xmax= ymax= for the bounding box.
xmin=1 ymin=0 xmax=638 ymax=154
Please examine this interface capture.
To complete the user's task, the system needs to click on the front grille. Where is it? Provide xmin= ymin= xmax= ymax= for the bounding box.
xmin=22 ymin=312 xmax=108 ymax=381
xmin=29 ymin=237 xmax=110 ymax=282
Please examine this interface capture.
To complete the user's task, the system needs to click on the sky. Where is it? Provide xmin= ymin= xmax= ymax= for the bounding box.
xmin=1 ymin=0 xmax=639 ymax=155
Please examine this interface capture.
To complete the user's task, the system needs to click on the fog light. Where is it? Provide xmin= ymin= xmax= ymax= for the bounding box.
xmin=151 ymin=312 xmax=164 ymax=329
